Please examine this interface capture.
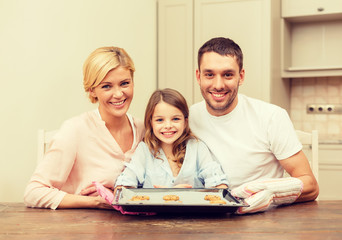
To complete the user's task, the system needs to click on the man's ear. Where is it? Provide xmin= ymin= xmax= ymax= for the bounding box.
xmin=196 ymin=69 xmax=201 ymax=85
xmin=238 ymin=69 xmax=245 ymax=86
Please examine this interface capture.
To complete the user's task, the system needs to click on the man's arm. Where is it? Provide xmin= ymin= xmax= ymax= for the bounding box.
xmin=279 ymin=150 xmax=319 ymax=202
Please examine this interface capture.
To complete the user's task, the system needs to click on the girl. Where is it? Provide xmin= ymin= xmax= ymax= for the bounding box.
xmin=115 ymin=88 xmax=228 ymax=189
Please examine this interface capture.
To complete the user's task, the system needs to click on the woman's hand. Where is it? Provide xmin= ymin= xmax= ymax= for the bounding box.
xmin=81 ymin=184 xmax=114 ymax=197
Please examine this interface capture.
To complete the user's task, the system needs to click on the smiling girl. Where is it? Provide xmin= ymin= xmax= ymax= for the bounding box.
xmin=115 ymin=88 xmax=228 ymax=189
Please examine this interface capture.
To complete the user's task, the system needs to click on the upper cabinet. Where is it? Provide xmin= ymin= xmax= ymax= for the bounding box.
xmin=282 ymin=0 xmax=342 ymax=20
xmin=281 ymin=0 xmax=342 ymax=78
xmin=158 ymin=0 xmax=290 ymax=111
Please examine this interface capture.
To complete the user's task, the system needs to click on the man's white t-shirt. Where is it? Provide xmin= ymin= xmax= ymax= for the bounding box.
xmin=189 ymin=94 xmax=302 ymax=188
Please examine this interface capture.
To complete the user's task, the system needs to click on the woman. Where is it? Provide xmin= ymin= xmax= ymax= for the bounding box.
xmin=24 ymin=46 xmax=144 ymax=209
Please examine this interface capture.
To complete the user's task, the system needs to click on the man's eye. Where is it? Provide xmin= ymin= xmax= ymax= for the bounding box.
xmin=204 ymin=73 xmax=214 ymax=78
xmin=224 ymin=73 xmax=233 ymax=78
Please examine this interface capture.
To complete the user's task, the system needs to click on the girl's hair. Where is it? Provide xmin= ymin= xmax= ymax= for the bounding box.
xmin=144 ymin=88 xmax=195 ymax=167
xmin=83 ymin=46 xmax=135 ymax=103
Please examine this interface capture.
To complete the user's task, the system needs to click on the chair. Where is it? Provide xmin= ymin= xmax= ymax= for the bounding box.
xmin=295 ymin=129 xmax=319 ymax=183
xmin=37 ymin=129 xmax=58 ymax=163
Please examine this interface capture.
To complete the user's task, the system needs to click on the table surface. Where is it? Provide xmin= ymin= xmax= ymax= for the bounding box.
xmin=1 ymin=201 xmax=342 ymax=240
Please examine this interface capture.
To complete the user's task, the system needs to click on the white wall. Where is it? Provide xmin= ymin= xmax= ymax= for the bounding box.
xmin=0 ymin=0 xmax=157 ymax=201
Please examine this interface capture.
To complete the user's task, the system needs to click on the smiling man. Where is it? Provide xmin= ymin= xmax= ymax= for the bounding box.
xmin=189 ymin=37 xmax=319 ymax=214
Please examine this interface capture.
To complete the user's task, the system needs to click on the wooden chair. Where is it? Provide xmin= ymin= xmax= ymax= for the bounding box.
xmin=37 ymin=129 xmax=58 ymax=163
xmin=295 ymin=129 xmax=319 ymax=183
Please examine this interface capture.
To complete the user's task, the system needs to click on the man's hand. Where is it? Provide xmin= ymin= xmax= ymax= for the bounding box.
xmin=231 ymin=177 xmax=303 ymax=214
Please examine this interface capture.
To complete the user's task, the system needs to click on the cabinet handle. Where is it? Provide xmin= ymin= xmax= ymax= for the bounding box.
xmin=317 ymin=7 xmax=324 ymax=12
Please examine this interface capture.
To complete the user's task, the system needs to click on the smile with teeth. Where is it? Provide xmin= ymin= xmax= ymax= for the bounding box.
xmin=212 ymin=93 xmax=226 ymax=97
xmin=110 ymin=99 xmax=125 ymax=106
xmin=162 ymin=131 xmax=176 ymax=137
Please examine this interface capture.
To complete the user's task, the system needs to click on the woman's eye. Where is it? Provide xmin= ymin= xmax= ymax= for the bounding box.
xmin=101 ymin=84 xmax=111 ymax=89
xmin=121 ymin=80 xmax=131 ymax=87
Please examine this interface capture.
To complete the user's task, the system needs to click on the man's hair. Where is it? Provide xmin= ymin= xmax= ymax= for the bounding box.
xmin=198 ymin=37 xmax=243 ymax=71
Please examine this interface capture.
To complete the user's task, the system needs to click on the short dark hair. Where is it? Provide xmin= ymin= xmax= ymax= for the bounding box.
xmin=197 ymin=37 xmax=243 ymax=71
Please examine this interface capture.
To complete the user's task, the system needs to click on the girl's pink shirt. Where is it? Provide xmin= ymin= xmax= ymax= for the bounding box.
xmin=24 ymin=110 xmax=144 ymax=209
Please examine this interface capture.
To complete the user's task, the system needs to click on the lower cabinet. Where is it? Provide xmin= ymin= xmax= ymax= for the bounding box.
xmin=318 ymin=144 xmax=342 ymax=200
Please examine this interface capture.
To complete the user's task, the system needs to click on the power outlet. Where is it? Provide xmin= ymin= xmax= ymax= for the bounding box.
xmin=307 ymin=104 xmax=342 ymax=114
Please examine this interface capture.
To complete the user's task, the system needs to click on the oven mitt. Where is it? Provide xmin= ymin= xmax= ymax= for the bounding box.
xmin=92 ymin=181 xmax=155 ymax=215
xmin=230 ymin=177 xmax=303 ymax=214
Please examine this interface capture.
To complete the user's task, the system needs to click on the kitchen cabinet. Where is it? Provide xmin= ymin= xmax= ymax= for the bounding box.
xmin=281 ymin=0 xmax=342 ymax=78
xmin=158 ymin=0 xmax=290 ymax=111
xmin=157 ymin=0 xmax=194 ymax=105
xmin=282 ymin=0 xmax=342 ymax=20
xmin=318 ymin=144 xmax=342 ymax=200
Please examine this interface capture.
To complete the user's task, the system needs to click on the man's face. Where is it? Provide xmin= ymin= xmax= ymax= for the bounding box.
xmin=196 ymin=52 xmax=245 ymax=116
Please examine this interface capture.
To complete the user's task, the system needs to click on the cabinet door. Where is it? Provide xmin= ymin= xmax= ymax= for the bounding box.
xmin=158 ymin=0 xmax=194 ymax=105
xmin=194 ymin=0 xmax=272 ymax=103
xmin=282 ymin=0 xmax=342 ymax=18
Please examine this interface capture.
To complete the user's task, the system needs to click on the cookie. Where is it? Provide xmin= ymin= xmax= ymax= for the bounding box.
xmin=204 ymin=195 xmax=221 ymax=201
xmin=163 ymin=195 xmax=180 ymax=201
xmin=209 ymin=199 xmax=226 ymax=204
xmin=130 ymin=195 xmax=150 ymax=201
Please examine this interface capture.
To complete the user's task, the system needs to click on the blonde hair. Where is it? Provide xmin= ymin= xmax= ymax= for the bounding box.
xmin=83 ymin=46 xmax=135 ymax=103
xmin=144 ymin=88 xmax=196 ymax=167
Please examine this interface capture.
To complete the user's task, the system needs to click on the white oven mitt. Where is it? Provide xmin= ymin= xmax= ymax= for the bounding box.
xmin=231 ymin=177 xmax=303 ymax=214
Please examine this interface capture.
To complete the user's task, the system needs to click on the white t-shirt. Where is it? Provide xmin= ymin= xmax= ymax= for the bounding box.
xmin=189 ymin=94 xmax=302 ymax=188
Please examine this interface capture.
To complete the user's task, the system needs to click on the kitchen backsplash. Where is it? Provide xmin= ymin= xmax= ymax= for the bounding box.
xmin=290 ymin=76 xmax=342 ymax=142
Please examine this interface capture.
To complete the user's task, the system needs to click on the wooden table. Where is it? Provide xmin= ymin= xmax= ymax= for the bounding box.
xmin=1 ymin=201 xmax=342 ymax=240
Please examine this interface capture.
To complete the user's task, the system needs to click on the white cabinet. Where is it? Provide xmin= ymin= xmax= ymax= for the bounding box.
xmin=318 ymin=144 xmax=342 ymax=200
xmin=157 ymin=0 xmax=194 ymax=105
xmin=158 ymin=0 xmax=290 ymax=111
xmin=281 ymin=0 xmax=342 ymax=78
xmin=282 ymin=0 xmax=342 ymax=20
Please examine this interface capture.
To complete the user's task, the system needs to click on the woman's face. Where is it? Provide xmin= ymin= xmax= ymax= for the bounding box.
xmin=151 ymin=100 xmax=186 ymax=150
xmin=90 ymin=66 xmax=134 ymax=121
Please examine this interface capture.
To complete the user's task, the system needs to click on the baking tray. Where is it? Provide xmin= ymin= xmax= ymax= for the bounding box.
xmin=112 ymin=188 xmax=248 ymax=214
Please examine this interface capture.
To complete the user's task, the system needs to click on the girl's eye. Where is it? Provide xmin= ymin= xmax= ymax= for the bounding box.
xmin=173 ymin=117 xmax=181 ymax=121
xmin=155 ymin=118 xmax=163 ymax=122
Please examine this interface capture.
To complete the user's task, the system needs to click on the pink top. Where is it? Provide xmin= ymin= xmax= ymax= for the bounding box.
xmin=24 ymin=110 xmax=144 ymax=209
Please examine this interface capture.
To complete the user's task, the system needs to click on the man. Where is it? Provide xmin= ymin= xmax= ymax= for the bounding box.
xmin=189 ymin=37 xmax=319 ymax=214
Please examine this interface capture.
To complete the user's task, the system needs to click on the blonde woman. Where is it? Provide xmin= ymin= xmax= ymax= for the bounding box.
xmin=24 ymin=47 xmax=144 ymax=209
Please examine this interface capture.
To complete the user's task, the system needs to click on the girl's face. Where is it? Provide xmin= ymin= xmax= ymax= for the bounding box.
xmin=90 ymin=66 xmax=133 ymax=122
xmin=151 ymin=100 xmax=186 ymax=150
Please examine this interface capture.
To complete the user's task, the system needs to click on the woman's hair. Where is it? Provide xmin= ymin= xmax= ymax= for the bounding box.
xmin=144 ymin=88 xmax=195 ymax=167
xmin=198 ymin=37 xmax=243 ymax=72
xmin=83 ymin=46 xmax=135 ymax=103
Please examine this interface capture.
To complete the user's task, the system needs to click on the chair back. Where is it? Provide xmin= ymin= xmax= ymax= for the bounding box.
xmin=37 ymin=129 xmax=58 ymax=163
xmin=295 ymin=129 xmax=319 ymax=182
